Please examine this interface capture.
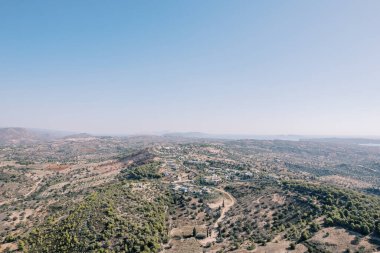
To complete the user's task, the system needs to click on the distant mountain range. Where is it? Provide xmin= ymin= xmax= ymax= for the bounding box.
xmin=1 ymin=127 xmax=380 ymax=146
xmin=0 ymin=127 xmax=80 ymax=145
xmin=163 ymin=132 xmax=303 ymax=141
xmin=301 ymin=137 xmax=380 ymax=145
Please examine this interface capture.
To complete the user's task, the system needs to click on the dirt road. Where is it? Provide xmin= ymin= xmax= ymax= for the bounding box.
xmin=24 ymin=178 xmax=43 ymax=197
xmin=0 ymin=178 xmax=43 ymax=206
xmin=200 ymin=187 xmax=236 ymax=245
xmin=169 ymin=171 xmax=236 ymax=248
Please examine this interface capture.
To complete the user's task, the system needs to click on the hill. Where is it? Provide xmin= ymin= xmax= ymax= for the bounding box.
xmin=0 ymin=127 xmax=73 ymax=145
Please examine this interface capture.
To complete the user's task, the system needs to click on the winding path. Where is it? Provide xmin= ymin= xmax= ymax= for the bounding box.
xmin=168 ymin=172 xmax=236 ymax=247
xmin=24 ymin=178 xmax=43 ymax=197
xmin=0 ymin=178 xmax=43 ymax=206
xmin=200 ymin=187 xmax=236 ymax=245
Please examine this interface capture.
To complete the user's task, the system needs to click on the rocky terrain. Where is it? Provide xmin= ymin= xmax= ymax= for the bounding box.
xmin=1 ymin=130 xmax=380 ymax=252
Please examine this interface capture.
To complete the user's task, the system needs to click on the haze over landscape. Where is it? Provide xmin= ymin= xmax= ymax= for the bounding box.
xmin=2 ymin=1 xmax=380 ymax=253
xmin=1 ymin=1 xmax=380 ymax=136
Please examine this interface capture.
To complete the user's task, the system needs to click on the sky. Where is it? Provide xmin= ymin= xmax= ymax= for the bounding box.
xmin=1 ymin=1 xmax=380 ymax=136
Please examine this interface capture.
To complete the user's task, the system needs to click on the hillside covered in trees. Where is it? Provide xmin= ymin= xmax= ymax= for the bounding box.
xmin=22 ymin=180 xmax=172 ymax=253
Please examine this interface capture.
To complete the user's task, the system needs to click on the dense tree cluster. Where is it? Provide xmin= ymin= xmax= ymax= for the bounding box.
xmin=183 ymin=161 xmax=208 ymax=171
xmin=206 ymin=160 xmax=248 ymax=171
xmin=22 ymin=181 xmax=171 ymax=253
xmin=284 ymin=181 xmax=380 ymax=236
xmin=120 ymin=162 xmax=162 ymax=180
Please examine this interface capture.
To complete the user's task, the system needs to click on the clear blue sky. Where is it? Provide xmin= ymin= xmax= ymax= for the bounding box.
xmin=1 ymin=1 xmax=379 ymax=135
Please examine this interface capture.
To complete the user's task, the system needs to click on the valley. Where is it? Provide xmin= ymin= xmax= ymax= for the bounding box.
xmin=1 ymin=131 xmax=380 ymax=252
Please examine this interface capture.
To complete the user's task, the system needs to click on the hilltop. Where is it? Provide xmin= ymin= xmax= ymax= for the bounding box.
xmin=0 ymin=128 xmax=76 ymax=145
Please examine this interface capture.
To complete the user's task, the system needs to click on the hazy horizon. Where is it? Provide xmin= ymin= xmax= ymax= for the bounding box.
xmin=2 ymin=126 xmax=380 ymax=140
xmin=1 ymin=1 xmax=380 ymax=136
